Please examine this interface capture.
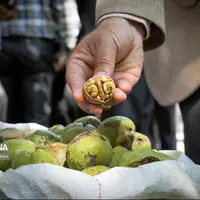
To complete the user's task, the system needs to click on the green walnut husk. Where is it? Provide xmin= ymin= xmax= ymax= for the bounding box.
xmin=48 ymin=124 xmax=65 ymax=135
xmin=74 ymin=116 xmax=101 ymax=128
xmin=102 ymin=105 xmax=112 ymax=110
xmin=119 ymin=149 xmax=174 ymax=168
xmin=11 ymin=149 xmax=57 ymax=169
xmin=66 ymin=130 xmax=112 ymax=171
xmin=60 ymin=123 xmax=96 ymax=144
xmin=25 ymin=130 xmax=60 ymax=149
xmin=132 ymin=132 xmax=151 ymax=151
xmin=65 ymin=123 xmax=79 ymax=132
xmin=109 ymin=146 xmax=128 ymax=168
xmin=0 ymin=139 xmax=36 ymax=171
xmin=0 ymin=128 xmax=32 ymax=142
xmin=46 ymin=142 xmax=68 ymax=166
xmin=82 ymin=165 xmax=109 ymax=176
xmin=97 ymin=116 xmax=135 ymax=150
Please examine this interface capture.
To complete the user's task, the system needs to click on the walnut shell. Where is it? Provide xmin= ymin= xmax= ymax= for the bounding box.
xmin=83 ymin=76 xmax=116 ymax=105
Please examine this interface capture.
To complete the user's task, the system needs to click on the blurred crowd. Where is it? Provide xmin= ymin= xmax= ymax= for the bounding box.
xmin=0 ymin=0 xmax=179 ymax=151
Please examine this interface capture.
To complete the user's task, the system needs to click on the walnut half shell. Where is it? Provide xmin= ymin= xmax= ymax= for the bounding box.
xmin=83 ymin=76 xmax=116 ymax=105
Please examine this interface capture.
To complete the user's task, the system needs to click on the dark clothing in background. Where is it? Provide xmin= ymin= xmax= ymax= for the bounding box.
xmin=0 ymin=0 xmax=67 ymax=127
xmin=50 ymin=69 xmax=67 ymax=126
xmin=150 ymin=102 xmax=176 ymax=150
xmin=76 ymin=0 xmax=96 ymax=42
xmin=0 ymin=38 xmax=55 ymax=127
xmin=50 ymin=0 xmax=97 ymax=125
xmin=179 ymin=88 xmax=200 ymax=164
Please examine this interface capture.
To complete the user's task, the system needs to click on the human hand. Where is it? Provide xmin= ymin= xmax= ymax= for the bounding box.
xmin=66 ymin=17 xmax=145 ymax=115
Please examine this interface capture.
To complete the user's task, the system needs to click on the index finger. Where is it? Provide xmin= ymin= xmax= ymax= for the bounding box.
xmin=66 ymin=57 xmax=93 ymax=103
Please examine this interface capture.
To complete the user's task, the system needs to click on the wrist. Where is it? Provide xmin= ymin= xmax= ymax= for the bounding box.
xmin=98 ymin=17 xmax=145 ymax=42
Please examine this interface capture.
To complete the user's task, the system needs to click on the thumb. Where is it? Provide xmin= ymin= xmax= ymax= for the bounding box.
xmin=93 ymin=37 xmax=117 ymax=77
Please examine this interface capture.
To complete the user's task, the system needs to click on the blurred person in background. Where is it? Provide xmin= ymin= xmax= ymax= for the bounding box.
xmin=50 ymin=0 xmax=97 ymax=126
xmin=0 ymin=0 xmax=67 ymax=127
xmin=55 ymin=0 xmax=97 ymax=124
xmin=50 ymin=0 xmax=82 ymax=126
xmin=0 ymin=0 xmax=16 ymax=122
xmin=150 ymin=102 xmax=176 ymax=150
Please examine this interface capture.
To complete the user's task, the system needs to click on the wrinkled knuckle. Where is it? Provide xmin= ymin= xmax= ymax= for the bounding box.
xmin=96 ymin=59 xmax=113 ymax=69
